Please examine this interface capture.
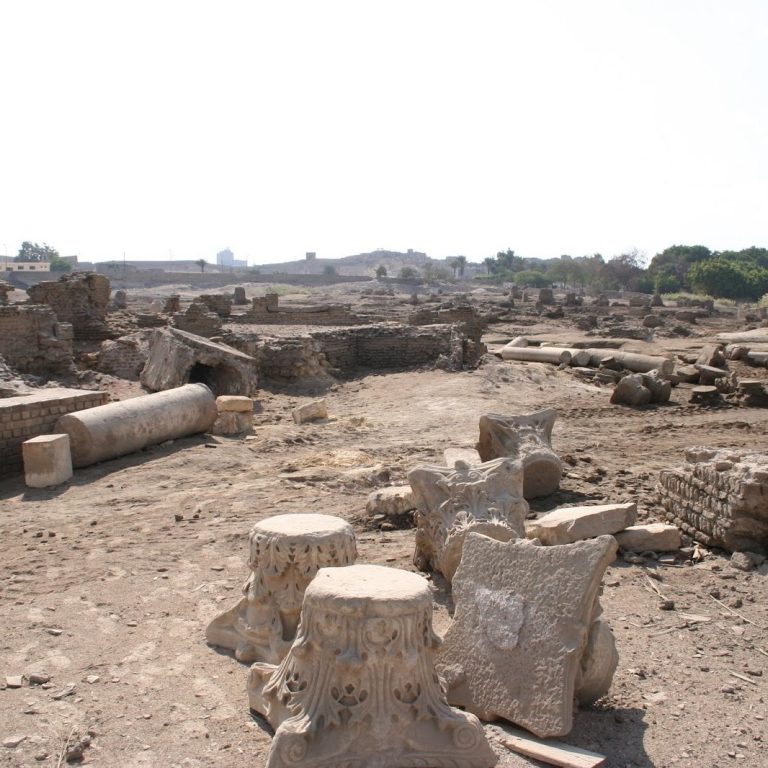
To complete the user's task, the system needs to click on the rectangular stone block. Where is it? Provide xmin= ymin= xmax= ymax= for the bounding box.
xmin=526 ymin=502 xmax=637 ymax=545
xmin=216 ymin=395 xmax=253 ymax=413
xmin=23 ymin=434 xmax=73 ymax=488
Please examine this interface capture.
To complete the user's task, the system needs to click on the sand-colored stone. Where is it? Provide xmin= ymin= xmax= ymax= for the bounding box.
xmin=249 ymin=564 xmax=496 ymax=768
xmin=212 ymin=395 xmax=253 ymax=435
xmin=615 ymin=523 xmax=681 ymax=552
xmin=22 ymin=434 xmax=73 ymax=488
xmin=443 ymin=447 xmax=482 ymax=466
xmin=436 ymin=533 xmax=618 ymax=738
xmin=206 ymin=514 xmax=356 ymax=664
xmin=476 ymin=409 xmax=562 ymax=498
xmin=292 ymin=399 xmax=328 ymax=424
xmin=365 ymin=485 xmax=416 ymax=518
xmin=526 ymin=502 xmax=637 ymax=545
xmin=216 ymin=395 xmax=253 ymax=413
xmin=409 ymin=457 xmax=528 ymax=582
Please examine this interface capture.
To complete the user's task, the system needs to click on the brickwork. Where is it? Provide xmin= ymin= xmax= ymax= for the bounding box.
xmin=96 ymin=332 xmax=153 ymax=380
xmin=172 ymin=302 xmax=222 ymax=337
xmin=0 ymin=388 xmax=108 ymax=478
xmin=27 ymin=273 xmax=112 ymax=340
xmin=244 ymin=293 xmax=370 ymax=326
xmin=0 ymin=305 xmax=74 ymax=374
xmin=199 ymin=294 xmax=232 ymax=317
xmin=658 ymin=447 xmax=768 ymax=552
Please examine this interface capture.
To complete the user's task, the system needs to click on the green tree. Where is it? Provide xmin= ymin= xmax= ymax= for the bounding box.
xmin=323 ymin=264 xmax=338 ymax=276
xmin=454 ymin=255 xmax=467 ymax=278
xmin=484 ymin=257 xmax=497 ymax=275
xmin=375 ymin=264 xmax=387 ymax=278
xmin=688 ymin=259 xmax=768 ymax=300
xmin=15 ymin=241 xmax=59 ymax=262
xmin=513 ymin=270 xmax=550 ymax=288
xmin=647 ymin=245 xmax=711 ymax=291
xmin=398 ymin=266 xmax=419 ymax=280
xmin=195 ymin=259 xmax=207 ymax=273
xmin=49 ymin=256 xmax=72 ymax=272
xmin=496 ymin=248 xmax=517 ymax=273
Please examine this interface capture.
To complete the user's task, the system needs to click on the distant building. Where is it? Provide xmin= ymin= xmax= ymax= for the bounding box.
xmin=217 ymin=248 xmax=247 ymax=269
xmin=306 ymin=252 xmax=317 ymax=261
xmin=2 ymin=260 xmax=51 ymax=272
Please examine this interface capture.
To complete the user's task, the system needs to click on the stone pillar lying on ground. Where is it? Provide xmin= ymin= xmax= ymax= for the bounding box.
xmin=585 ymin=349 xmax=675 ymax=375
xmin=658 ymin=447 xmax=768 ymax=552
xmin=206 ymin=514 xmax=356 ymax=664
xmin=500 ymin=345 xmax=572 ymax=365
xmin=477 ymin=409 xmax=562 ymax=499
xmin=436 ymin=533 xmax=618 ymax=738
xmin=409 ymin=458 xmax=528 ymax=583
xmin=55 ymin=383 xmax=217 ymax=468
xmin=23 ymin=434 xmax=73 ymax=488
xmin=248 ymin=564 xmax=497 ymax=768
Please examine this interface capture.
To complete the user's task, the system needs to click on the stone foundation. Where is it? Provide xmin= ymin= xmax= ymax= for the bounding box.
xmin=0 ymin=305 xmax=74 ymax=374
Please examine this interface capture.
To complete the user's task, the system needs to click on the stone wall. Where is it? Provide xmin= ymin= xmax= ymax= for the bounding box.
xmin=0 ymin=305 xmax=74 ymax=374
xmin=172 ymin=302 xmax=223 ymax=338
xmin=0 ymin=388 xmax=108 ymax=478
xmin=27 ymin=273 xmax=112 ymax=340
xmin=96 ymin=332 xmax=153 ymax=380
xmin=243 ymin=293 xmax=370 ymax=325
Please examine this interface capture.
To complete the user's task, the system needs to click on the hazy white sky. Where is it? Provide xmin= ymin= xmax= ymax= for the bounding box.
xmin=1 ymin=1 xmax=766 ymax=265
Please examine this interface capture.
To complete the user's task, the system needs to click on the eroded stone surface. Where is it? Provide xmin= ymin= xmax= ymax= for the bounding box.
xmin=614 ymin=523 xmax=681 ymax=552
xmin=206 ymin=514 xmax=356 ymax=664
xmin=658 ymin=447 xmax=768 ymax=552
xmin=249 ymin=564 xmax=496 ymax=768
xmin=23 ymin=434 xmax=72 ymax=488
xmin=365 ymin=485 xmax=416 ymax=519
xmin=409 ymin=458 xmax=528 ymax=582
xmin=476 ymin=409 xmax=562 ymax=498
xmin=436 ymin=533 xmax=618 ymax=738
xmin=526 ymin=502 xmax=637 ymax=545
xmin=292 ymin=399 xmax=328 ymax=424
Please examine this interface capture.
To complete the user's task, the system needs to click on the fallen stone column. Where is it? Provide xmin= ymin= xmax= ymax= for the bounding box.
xmin=585 ymin=349 xmax=675 ymax=374
xmin=500 ymin=346 xmax=572 ymax=365
xmin=55 ymin=383 xmax=217 ymax=468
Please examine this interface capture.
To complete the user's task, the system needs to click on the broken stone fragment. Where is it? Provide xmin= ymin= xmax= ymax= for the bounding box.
xmin=436 ymin=533 xmax=618 ymax=738
xmin=292 ymin=399 xmax=328 ymax=424
xmin=526 ymin=502 xmax=637 ymax=546
xmin=476 ymin=409 xmax=562 ymax=499
xmin=409 ymin=457 xmax=528 ymax=583
xmin=614 ymin=523 xmax=681 ymax=552
xmin=365 ymin=485 xmax=416 ymax=519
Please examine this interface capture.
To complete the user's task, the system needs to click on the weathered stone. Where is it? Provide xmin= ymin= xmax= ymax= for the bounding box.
xmin=249 ymin=564 xmax=496 ymax=768
xmin=538 ymin=287 xmax=555 ymax=305
xmin=111 ymin=289 xmax=127 ymax=309
xmin=215 ymin=395 xmax=253 ymax=413
xmin=292 ymin=399 xmax=328 ymax=424
xmin=22 ymin=434 xmax=73 ymax=488
xmin=206 ymin=514 xmax=356 ymax=665
xmin=696 ymin=345 xmax=726 ymax=368
xmin=211 ymin=411 xmax=252 ymax=436
xmin=659 ymin=448 xmax=768 ymax=551
xmin=172 ymin=301 xmax=223 ymax=337
xmin=233 ymin=286 xmax=247 ymax=305
xmin=676 ymin=365 xmax=700 ymax=383
xmin=477 ymin=409 xmax=562 ymax=499
xmin=642 ymin=314 xmax=664 ymax=328
xmin=437 ymin=533 xmax=618 ymax=738
xmin=409 ymin=458 xmax=528 ymax=583
xmin=614 ymin=523 xmax=681 ymax=552
xmin=695 ymin=364 xmax=729 ymax=385
xmin=526 ymin=502 xmax=637 ymax=545
xmin=651 ymin=293 xmax=664 ymax=307
xmin=365 ymin=485 xmax=416 ymax=519
xmin=443 ymin=447 xmax=482 ymax=466
xmin=141 ymin=327 xmax=258 ymax=396
xmin=56 ymin=383 xmax=217 ymax=468
xmin=610 ymin=374 xmax=651 ymax=406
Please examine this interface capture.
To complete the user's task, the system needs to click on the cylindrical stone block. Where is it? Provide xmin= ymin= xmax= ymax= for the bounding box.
xmin=55 ymin=383 xmax=217 ymax=467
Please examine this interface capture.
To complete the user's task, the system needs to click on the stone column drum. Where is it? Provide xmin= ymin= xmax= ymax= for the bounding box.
xmin=248 ymin=564 xmax=497 ymax=768
xmin=206 ymin=514 xmax=356 ymax=665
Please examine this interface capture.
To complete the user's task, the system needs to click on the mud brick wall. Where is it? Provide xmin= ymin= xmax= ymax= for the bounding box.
xmin=244 ymin=294 xmax=368 ymax=326
xmin=0 ymin=305 xmax=74 ymax=374
xmin=658 ymin=448 xmax=768 ymax=552
xmin=199 ymin=294 xmax=232 ymax=317
xmin=96 ymin=333 xmax=152 ymax=380
xmin=28 ymin=273 xmax=112 ymax=341
xmin=172 ymin=303 xmax=222 ymax=338
xmin=0 ymin=389 xmax=108 ymax=478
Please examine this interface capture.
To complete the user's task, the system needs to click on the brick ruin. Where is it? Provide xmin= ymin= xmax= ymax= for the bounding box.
xmin=244 ymin=293 xmax=373 ymax=325
xmin=0 ymin=388 xmax=108 ymax=478
xmin=658 ymin=447 xmax=768 ymax=552
xmin=172 ymin=302 xmax=223 ymax=338
xmin=27 ymin=272 xmax=112 ymax=340
xmin=0 ymin=305 xmax=74 ymax=374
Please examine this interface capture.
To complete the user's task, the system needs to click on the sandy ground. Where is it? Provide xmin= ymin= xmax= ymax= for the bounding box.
xmin=2 ymin=314 xmax=768 ymax=767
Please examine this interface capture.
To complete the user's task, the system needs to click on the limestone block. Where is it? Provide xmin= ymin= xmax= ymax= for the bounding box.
xmin=526 ymin=502 xmax=637 ymax=545
xmin=211 ymin=411 xmax=252 ymax=436
xmin=614 ymin=523 xmax=681 ymax=552
xmin=476 ymin=409 xmax=562 ymax=499
xmin=365 ymin=485 xmax=416 ymax=519
xmin=444 ymin=447 xmax=482 ymax=466
xmin=249 ymin=564 xmax=496 ymax=768
xmin=206 ymin=514 xmax=356 ymax=664
xmin=216 ymin=395 xmax=253 ymax=413
xmin=577 ymin=613 xmax=619 ymax=705
xmin=292 ymin=399 xmax=328 ymax=424
xmin=610 ymin=374 xmax=651 ymax=406
xmin=23 ymin=434 xmax=73 ymax=488
xmin=436 ymin=533 xmax=618 ymax=738
xmin=409 ymin=457 xmax=528 ymax=583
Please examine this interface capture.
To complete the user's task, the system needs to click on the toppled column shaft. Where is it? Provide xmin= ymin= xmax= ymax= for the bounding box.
xmin=56 ymin=383 xmax=217 ymax=467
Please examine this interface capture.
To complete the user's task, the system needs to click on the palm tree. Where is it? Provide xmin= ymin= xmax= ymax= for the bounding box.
xmin=196 ymin=259 xmax=207 ymax=273
xmin=455 ymin=255 xmax=467 ymax=278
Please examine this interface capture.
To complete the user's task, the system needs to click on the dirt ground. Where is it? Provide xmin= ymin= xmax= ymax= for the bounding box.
xmin=2 ymin=302 xmax=768 ymax=767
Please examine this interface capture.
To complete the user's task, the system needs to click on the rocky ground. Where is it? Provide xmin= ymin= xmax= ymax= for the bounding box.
xmin=1 ymin=295 xmax=768 ymax=767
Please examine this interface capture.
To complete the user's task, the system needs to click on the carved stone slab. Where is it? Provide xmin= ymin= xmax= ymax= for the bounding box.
xmin=249 ymin=564 xmax=497 ymax=768
xmin=476 ymin=409 xmax=562 ymax=499
xmin=436 ymin=533 xmax=618 ymax=738
xmin=206 ymin=514 xmax=356 ymax=664
xmin=408 ymin=457 xmax=528 ymax=583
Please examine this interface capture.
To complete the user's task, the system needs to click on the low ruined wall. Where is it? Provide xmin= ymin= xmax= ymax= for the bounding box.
xmin=96 ymin=332 xmax=153 ymax=380
xmin=0 ymin=305 xmax=74 ymax=374
xmin=0 ymin=388 xmax=108 ymax=478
